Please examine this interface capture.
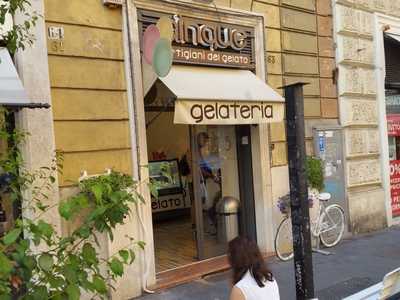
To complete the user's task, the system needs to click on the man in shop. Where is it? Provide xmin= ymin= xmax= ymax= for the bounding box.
xmin=197 ymin=132 xmax=221 ymax=235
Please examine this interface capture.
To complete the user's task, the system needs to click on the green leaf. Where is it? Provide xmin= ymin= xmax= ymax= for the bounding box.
xmin=32 ymin=285 xmax=48 ymax=300
xmin=76 ymin=194 xmax=89 ymax=208
xmin=49 ymin=276 xmax=65 ymax=289
xmin=129 ymin=249 xmax=136 ymax=264
xmin=66 ymin=284 xmax=80 ymax=300
xmin=82 ymin=243 xmax=97 ymax=265
xmin=38 ymin=254 xmax=53 ymax=272
xmin=64 ymin=265 xmax=78 ymax=283
xmin=91 ymin=184 xmax=103 ymax=203
xmin=22 ymin=255 xmax=36 ymax=270
xmin=0 ymin=252 xmax=12 ymax=278
xmin=118 ymin=250 xmax=129 ymax=263
xmin=0 ymin=294 xmax=12 ymax=300
xmin=92 ymin=275 xmax=107 ymax=294
xmin=3 ymin=228 xmax=21 ymax=245
xmin=77 ymin=226 xmax=91 ymax=238
xmin=137 ymin=241 xmax=146 ymax=250
xmin=109 ymin=258 xmax=123 ymax=277
xmin=88 ymin=206 xmax=107 ymax=221
xmin=37 ymin=220 xmax=54 ymax=239
xmin=52 ymin=293 xmax=68 ymax=300
xmin=59 ymin=201 xmax=72 ymax=220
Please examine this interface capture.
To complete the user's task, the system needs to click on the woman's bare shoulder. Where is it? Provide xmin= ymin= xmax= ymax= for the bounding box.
xmin=230 ymin=286 xmax=245 ymax=300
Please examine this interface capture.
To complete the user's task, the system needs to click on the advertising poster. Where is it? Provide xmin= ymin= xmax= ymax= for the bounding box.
xmin=387 ymin=114 xmax=400 ymax=136
xmin=390 ymin=160 xmax=400 ymax=218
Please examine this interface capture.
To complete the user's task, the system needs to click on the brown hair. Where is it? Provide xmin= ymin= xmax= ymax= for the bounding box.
xmin=228 ymin=236 xmax=273 ymax=287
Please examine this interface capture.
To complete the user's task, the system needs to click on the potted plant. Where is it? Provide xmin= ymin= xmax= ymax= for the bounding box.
xmin=277 ymin=156 xmax=324 ymax=215
xmin=306 ymin=156 xmax=325 ymax=220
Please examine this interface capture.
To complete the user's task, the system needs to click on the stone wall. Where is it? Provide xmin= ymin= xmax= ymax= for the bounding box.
xmin=44 ymin=0 xmax=132 ymax=189
xmin=213 ymin=0 xmax=339 ymax=165
xmin=332 ymin=0 xmax=400 ymax=232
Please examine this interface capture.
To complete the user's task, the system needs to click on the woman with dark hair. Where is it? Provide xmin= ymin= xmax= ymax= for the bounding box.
xmin=228 ymin=236 xmax=280 ymax=300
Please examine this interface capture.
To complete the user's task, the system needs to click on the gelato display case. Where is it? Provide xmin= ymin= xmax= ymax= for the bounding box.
xmin=149 ymin=159 xmax=191 ymax=217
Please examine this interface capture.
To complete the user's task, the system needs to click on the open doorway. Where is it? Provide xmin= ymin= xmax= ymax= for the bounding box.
xmin=144 ymin=81 xmax=255 ymax=273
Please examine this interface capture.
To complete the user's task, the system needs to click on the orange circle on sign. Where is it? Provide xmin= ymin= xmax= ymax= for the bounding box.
xmin=156 ymin=16 xmax=174 ymax=41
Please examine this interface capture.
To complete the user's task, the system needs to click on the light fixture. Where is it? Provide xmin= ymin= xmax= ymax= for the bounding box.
xmin=103 ymin=0 xmax=123 ymax=7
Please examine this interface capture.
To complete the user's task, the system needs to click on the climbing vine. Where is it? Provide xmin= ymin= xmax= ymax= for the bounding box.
xmin=0 ymin=2 xmax=154 ymax=298
xmin=0 ymin=107 xmax=155 ymax=299
xmin=0 ymin=0 xmax=39 ymax=53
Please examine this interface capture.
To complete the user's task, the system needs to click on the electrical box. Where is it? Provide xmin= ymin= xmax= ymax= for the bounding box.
xmin=103 ymin=0 xmax=123 ymax=7
xmin=313 ymin=126 xmax=349 ymax=234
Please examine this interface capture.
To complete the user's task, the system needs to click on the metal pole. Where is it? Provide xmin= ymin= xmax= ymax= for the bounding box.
xmin=283 ymin=82 xmax=315 ymax=299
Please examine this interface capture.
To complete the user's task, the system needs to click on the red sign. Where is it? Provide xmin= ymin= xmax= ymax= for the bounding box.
xmin=387 ymin=114 xmax=400 ymax=136
xmin=390 ymin=160 xmax=400 ymax=218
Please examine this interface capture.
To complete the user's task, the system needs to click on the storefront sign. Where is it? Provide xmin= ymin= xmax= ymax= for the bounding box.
xmin=174 ymin=100 xmax=284 ymax=125
xmin=387 ymin=114 xmax=400 ymax=136
xmin=139 ymin=10 xmax=255 ymax=69
xmin=390 ymin=160 xmax=400 ymax=218
xmin=151 ymin=194 xmax=189 ymax=213
xmin=173 ymin=15 xmax=247 ymax=51
xmin=174 ymin=46 xmax=250 ymax=67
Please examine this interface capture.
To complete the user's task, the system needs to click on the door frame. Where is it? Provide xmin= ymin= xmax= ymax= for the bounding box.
xmin=126 ymin=0 xmax=276 ymax=286
xmin=374 ymin=13 xmax=400 ymax=226
xmin=236 ymin=125 xmax=257 ymax=241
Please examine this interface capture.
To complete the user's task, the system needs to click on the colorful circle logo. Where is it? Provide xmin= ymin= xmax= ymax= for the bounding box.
xmin=143 ymin=17 xmax=174 ymax=78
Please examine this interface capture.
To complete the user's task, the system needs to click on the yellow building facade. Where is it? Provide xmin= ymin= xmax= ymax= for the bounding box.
xmin=14 ymin=0 xmax=339 ymax=299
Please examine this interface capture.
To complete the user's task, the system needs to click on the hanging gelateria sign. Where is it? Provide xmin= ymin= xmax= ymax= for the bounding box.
xmin=138 ymin=10 xmax=255 ymax=69
xmin=174 ymin=100 xmax=284 ymax=125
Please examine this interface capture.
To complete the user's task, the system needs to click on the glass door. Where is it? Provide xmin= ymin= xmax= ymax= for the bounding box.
xmin=190 ymin=125 xmax=241 ymax=259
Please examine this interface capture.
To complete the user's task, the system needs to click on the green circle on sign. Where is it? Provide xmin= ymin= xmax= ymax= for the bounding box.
xmin=152 ymin=38 xmax=173 ymax=78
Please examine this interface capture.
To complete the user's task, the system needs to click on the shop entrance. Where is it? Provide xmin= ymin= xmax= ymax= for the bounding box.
xmin=145 ymin=97 xmax=255 ymax=273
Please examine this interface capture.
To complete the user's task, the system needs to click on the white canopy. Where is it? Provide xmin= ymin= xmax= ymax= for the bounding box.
xmin=158 ymin=65 xmax=284 ymax=125
xmin=159 ymin=65 xmax=284 ymax=102
xmin=0 ymin=48 xmax=30 ymax=106
xmin=386 ymin=33 xmax=400 ymax=43
xmin=0 ymin=48 xmax=48 ymax=109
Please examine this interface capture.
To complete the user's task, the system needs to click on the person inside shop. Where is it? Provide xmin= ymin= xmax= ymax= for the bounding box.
xmin=197 ymin=132 xmax=221 ymax=234
xmin=228 ymin=236 xmax=280 ymax=300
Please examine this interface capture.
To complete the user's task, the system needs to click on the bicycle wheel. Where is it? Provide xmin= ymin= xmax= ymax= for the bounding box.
xmin=275 ymin=217 xmax=294 ymax=261
xmin=320 ymin=204 xmax=345 ymax=248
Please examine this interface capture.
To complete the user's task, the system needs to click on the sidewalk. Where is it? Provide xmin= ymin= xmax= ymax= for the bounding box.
xmin=136 ymin=226 xmax=400 ymax=300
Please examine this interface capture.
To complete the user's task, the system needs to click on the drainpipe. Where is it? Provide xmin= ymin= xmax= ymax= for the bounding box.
xmin=123 ymin=1 xmax=140 ymax=181
xmin=122 ymin=0 xmax=155 ymax=294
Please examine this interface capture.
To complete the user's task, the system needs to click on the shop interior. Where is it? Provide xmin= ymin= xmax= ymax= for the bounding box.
xmin=145 ymin=80 xmax=241 ymax=273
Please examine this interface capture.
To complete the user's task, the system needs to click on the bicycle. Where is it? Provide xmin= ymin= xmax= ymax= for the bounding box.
xmin=274 ymin=192 xmax=345 ymax=261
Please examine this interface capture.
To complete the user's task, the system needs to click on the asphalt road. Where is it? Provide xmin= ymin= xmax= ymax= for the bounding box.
xmin=136 ymin=226 xmax=400 ymax=300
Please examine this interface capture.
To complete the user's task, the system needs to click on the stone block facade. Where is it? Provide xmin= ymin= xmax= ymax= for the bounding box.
xmin=198 ymin=0 xmax=337 ymax=164
xmin=249 ymin=0 xmax=339 ymax=164
xmin=332 ymin=0 xmax=397 ymax=232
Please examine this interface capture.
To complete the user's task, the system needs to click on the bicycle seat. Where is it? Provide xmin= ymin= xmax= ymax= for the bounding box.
xmin=318 ymin=192 xmax=331 ymax=201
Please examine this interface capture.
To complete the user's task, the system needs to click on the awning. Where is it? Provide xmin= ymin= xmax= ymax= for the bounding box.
xmin=158 ymin=65 xmax=284 ymax=125
xmin=384 ymin=33 xmax=400 ymax=88
xmin=0 ymin=48 xmax=49 ymax=109
xmin=386 ymin=33 xmax=400 ymax=44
